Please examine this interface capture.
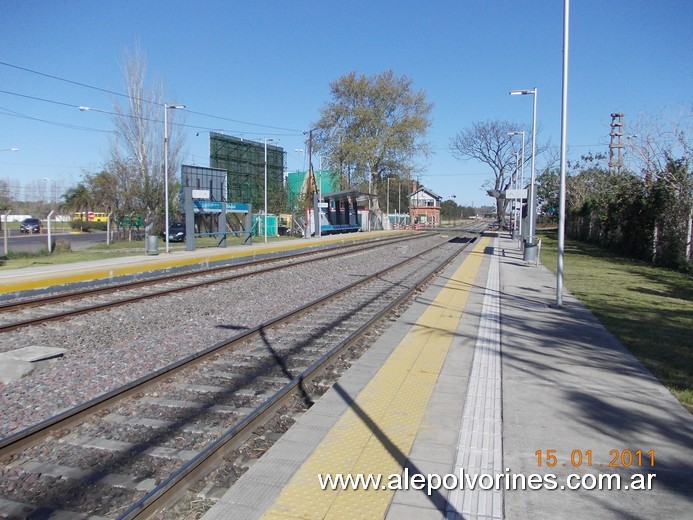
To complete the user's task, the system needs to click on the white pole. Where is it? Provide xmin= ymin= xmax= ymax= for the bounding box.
xmin=510 ymin=91 xmax=537 ymax=244
xmin=264 ymin=139 xmax=268 ymax=243
xmin=164 ymin=105 xmax=169 ymax=254
xmin=164 ymin=104 xmax=185 ymax=253
xmin=47 ymin=210 xmax=54 ymax=253
xmin=387 ymin=177 xmax=390 ymax=228
xmin=519 ymin=130 xmax=526 ymax=238
xmin=4 ymin=210 xmax=11 ymax=256
xmin=529 ymin=89 xmax=538 ymax=245
xmin=557 ymin=0 xmax=570 ymax=307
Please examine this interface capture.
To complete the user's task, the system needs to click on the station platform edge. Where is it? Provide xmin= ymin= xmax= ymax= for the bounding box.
xmin=0 ymin=231 xmax=410 ymax=296
xmin=200 ymin=232 xmax=693 ymax=520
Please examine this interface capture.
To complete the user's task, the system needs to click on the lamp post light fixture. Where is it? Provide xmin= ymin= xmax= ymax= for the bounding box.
xmin=164 ymin=103 xmax=185 ymax=254
xmin=264 ymin=138 xmax=278 ymax=243
xmin=294 ymin=148 xmax=305 ymax=171
xmin=508 ymin=130 xmax=526 ymax=238
xmin=78 ymin=105 xmax=112 ymax=115
xmin=509 ymin=88 xmax=538 ymax=245
xmin=42 ymin=177 xmax=54 ymax=204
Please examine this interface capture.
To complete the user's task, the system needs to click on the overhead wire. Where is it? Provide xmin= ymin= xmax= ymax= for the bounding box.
xmin=0 ymin=61 xmax=304 ymax=134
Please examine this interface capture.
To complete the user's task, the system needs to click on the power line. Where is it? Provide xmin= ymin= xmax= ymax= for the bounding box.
xmin=183 ymin=108 xmax=302 ymax=133
xmin=0 ymin=60 xmax=130 ymax=100
xmin=0 ymin=89 xmax=299 ymax=137
xmin=0 ymin=105 xmax=111 ymax=133
xmin=0 ymin=61 xmax=304 ymax=133
xmin=0 ymin=89 xmax=81 ymax=109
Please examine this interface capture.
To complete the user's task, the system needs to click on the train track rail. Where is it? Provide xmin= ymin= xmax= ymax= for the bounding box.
xmin=0 ymin=230 xmax=483 ymax=519
xmin=0 ymin=234 xmax=424 ymax=333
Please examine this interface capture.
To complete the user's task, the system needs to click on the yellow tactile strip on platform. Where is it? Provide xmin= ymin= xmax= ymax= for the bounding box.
xmin=262 ymin=236 xmax=490 ymax=519
xmin=0 ymin=231 xmax=408 ymax=295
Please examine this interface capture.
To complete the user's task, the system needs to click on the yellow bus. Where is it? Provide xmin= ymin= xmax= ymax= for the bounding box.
xmin=73 ymin=211 xmax=109 ymax=222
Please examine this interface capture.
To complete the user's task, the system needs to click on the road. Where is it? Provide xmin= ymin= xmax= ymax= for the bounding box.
xmin=1 ymin=230 xmax=109 ymax=254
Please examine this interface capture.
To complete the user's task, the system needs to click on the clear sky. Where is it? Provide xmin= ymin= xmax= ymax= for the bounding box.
xmin=1 ymin=0 xmax=691 ymax=207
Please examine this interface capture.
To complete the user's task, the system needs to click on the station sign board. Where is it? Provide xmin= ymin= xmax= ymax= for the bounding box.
xmin=505 ymin=189 xmax=528 ymax=199
xmin=193 ymin=200 xmax=250 ymax=213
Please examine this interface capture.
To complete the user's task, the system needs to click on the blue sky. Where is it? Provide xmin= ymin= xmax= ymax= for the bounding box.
xmin=1 ymin=0 xmax=691 ymax=207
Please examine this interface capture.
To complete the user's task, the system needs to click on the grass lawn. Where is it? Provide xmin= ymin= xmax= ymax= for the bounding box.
xmin=538 ymin=231 xmax=693 ymax=412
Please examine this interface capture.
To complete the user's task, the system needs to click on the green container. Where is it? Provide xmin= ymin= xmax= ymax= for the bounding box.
xmin=253 ymin=214 xmax=278 ymax=236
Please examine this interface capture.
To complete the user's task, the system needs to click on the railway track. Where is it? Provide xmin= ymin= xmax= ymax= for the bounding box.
xmin=0 ymin=234 xmax=423 ymax=333
xmin=0 ymin=230 xmax=483 ymax=519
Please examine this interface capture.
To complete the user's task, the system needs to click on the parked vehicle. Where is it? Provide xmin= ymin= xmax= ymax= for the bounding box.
xmin=20 ymin=218 xmax=41 ymax=234
xmin=73 ymin=211 xmax=109 ymax=222
xmin=162 ymin=222 xmax=186 ymax=242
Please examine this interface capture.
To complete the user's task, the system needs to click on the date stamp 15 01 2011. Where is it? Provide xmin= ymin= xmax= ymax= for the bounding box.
xmin=534 ymin=449 xmax=655 ymax=469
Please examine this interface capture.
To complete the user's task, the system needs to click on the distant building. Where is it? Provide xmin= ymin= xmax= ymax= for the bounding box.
xmin=209 ymin=132 xmax=284 ymax=211
xmin=286 ymin=170 xmax=340 ymax=211
xmin=410 ymin=182 xmax=442 ymax=227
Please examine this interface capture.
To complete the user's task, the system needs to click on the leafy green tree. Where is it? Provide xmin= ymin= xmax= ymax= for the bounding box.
xmin=440 ymin=199 xmax=460 ymax=223
xmin=536 ymin=168 xmax=559 ymax=223
xmin=312 ymin=70 xmax=433 ymax=211
xmin=650 ymin=157 xmax=691 ymax=268
xmin=63 ymin=183 xmax=93 ymax=216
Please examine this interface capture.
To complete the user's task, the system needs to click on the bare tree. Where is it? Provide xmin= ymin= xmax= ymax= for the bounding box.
xmin=450 ymin=120 xmax=544 ymax=224
xmin=109 ymin=44 xmax=185 ymax=231
xmin=625 ymin=107 xmax=692 ymax=261
xmin=625 ymin=106 xmax=691 ymax=182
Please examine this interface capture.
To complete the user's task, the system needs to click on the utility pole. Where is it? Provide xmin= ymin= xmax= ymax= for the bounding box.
xmin=609 ymin=112 xmax=624 ymax=174
xmin=303 ymin=128 xmax=319 ymax=237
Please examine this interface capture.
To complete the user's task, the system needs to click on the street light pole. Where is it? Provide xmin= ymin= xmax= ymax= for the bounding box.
xmin=510 ymin=88 xmax=538 ymax=245
xmin=42 ymin=177 xmax=53 ymax=205
xmin=386 ymin=177 xmax=390 ymax=228
xmin=508 ymin=130 xmax=526 ymax=238
xmin=294 ymin=148 xmax=305 ymax=172
xmin=318 ymin=154 xmax=323 ymax=203
xmin=557 ymin=0 xmax=570 ymax=307
xmin=164 ymin=103 xmax=185 ymax=254
xmin=264 ymin=138 xmax=277 ymax=243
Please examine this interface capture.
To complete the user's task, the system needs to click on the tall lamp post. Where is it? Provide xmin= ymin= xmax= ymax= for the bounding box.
xmin=508 ymin=130 xmax=526 ymax=238
xmin=556 ymin=0 xmax=570 ymax=307
xmin=42 ymin=177 xmax=54 ymax=205
xmin=294 ymin=148 xmax=305 ymax=172
xmin=264 ymin=138 xmax=278 ymax=243
xmin=509 ymin=88 xmax=538 ymax=245
xmin=164 ymin=103 xmax=185 ymax=254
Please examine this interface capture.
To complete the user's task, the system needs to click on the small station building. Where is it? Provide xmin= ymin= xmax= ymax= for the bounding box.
xmin=409 ymin=182 xmax=442 ymax=228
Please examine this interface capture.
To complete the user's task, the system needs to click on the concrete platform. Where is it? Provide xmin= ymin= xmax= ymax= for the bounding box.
xmin=200 ymin=233 xmax=692 ymax=520
xmin=2 ymin=230 xmax=690 ymax=518
xmin=0 ymin=231 xmax=406 ymax=296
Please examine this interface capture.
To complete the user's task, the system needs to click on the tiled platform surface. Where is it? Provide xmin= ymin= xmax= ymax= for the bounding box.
xmin=202 ymin=232 xmax=693 ymax=520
